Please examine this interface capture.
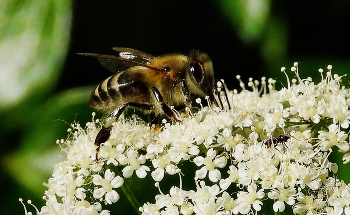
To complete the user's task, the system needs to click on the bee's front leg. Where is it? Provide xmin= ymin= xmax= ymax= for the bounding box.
xmin=214 ymin=79 xmax=231 ymax=110
xmin=151 ymin=87 xmax=182 ymax=122
xmin=181 ymin=80 xmax=194 ymax=117
xmin=181 ymin=79 xmax=191 ymax=106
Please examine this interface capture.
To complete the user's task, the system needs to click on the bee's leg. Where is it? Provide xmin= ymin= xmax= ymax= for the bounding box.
xmin=215 ymin=79 xmax=231 ymax=110
xmin=95 ymin=104 xmax=128 ymax=161
xmin=94 ymin=126 xmax=112 ymax=161
xmin=148 ymin=112 xmax=163 ymax=131
xmin=181 ymin=79 xmax=193 ymax=117
xmin=148 ymin=112 xmax=161 ymax=126
xmin=95 ymin=103 xmax=153 ymax=162
xmin=181 ymin=80 xmax=194 ymax=117
xmin=181 ymin=80 xmax=191 ymax=106
xmin=151 ymin=86 xmax=182 ymax=122
xmin=209 ymin=90 xmax=219 ymax=108
xmin=148 ymin=112 xmax=157 ymax=124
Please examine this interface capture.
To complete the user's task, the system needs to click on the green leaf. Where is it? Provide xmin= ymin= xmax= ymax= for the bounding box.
xmin=3 ymin=86 xmax=93 ymax=195
xmin=217 ymin=0 xmax=271 ymax=43
xmin=0 ymin=0 xmax=71 ymax=109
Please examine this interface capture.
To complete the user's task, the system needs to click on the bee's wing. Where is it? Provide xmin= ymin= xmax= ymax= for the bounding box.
xmin=112 ymin=47 xmax=154 ymax=65
xmin=97 ymin=54 xmax=135 ymax=73
xmin=77 ymin=48 xmax=157 ymax=73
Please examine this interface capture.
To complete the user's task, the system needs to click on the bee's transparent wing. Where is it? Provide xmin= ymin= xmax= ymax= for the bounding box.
xmin=97 ymin=55 xmax=131 ymax=73
xmin=77 ymin=48 xmax=156 ymax=73
xmin=112 ymin=47 xmax=154 ymax=65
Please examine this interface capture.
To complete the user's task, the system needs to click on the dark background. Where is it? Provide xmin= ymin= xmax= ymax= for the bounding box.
xmin=62 ymin=0 xmax=261 ymax=91
xmin=62 ymin=1 xmax=350 ymax=92
xmin=2 ymin=1 xmax=350 ymax=214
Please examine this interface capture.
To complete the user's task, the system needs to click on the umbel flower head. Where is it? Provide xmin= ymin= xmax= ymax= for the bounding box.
xmin=23 ymin=63 xmax=350 ymax=214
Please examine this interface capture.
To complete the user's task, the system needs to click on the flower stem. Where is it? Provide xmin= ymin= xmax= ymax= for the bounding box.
xmin=112 ymin=166 xmax=141 ymax=215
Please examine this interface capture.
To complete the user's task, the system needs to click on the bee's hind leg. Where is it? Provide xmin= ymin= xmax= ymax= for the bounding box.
xmin=94 ymin=104 xmax=128 ymax=161
xmin=94 ymin=102 xmax=152 ymax=162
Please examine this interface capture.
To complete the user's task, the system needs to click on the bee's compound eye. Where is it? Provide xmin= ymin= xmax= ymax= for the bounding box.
xmin=189 ymin=62 xmax=205 ymax=84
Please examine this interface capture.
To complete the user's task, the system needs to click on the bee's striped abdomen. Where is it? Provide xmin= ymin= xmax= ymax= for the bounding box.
xmin=90 ymin=73 xmax=122 ymax=111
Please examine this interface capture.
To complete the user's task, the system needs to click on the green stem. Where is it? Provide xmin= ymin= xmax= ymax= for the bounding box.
xmin=112 ymin=166 xmax=141 ymax=215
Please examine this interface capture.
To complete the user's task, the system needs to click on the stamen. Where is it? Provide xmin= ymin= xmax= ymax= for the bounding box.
xmin=196 ymin=98 xmax=204 ymax=110
xmin=170 ymin=106 xmax=182 ymax=122
xmin=27 ymin=200 xmax=40 ymax=214
xmin=19 ymin=198 xmax=28 ymax=215
xmin=179 ymin=172 xmax=183 ymax=189
xmin=259 ymin=77 xmax=267 ymax=95
xmin=185 ymin=106 xmax=194 ymax=118
xmin=327 ymin=65 xmax=332 ymax=71
xmin=214 ymin=87 xmax=224 ymax=110
xmin=155 ymin=182 xmax=164 ymax=195
xmin=205 ymin=95 xmax=211 ymax=108
xmin=236 ymin=75 xmax=245 ymax=90
xmin=318 ymin=68 xmax=324 ymax=81
xmin=215 ymin=79 xmax=231 ymax=110
xmin=281 ymin=66 xmax=291 ymax=88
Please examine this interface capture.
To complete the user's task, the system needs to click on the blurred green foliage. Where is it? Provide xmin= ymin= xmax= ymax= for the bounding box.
xmin=0 ymin=0 xmax=71 ymax=108
xmin=0 ymin=0 xmax=81 ymax=213
xmin=218 ymin=0 xmax=272 ymax=43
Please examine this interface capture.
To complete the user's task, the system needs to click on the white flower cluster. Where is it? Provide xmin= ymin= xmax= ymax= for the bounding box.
xmin=36 ymin=63 xmax=350 ymax=214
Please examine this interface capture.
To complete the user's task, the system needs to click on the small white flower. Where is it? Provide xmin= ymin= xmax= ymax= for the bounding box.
xmin=318 ymin=123 xmax=349 ymax=151
xmin=191 ymin=182 xmax=223 ymax=214
xmin=151 ymin=168 xmax=165 ymax=182
xmin=39 ymin=65 xmax=350 ymax=214
xmin=93 ymin=169 xmax=124 ymax=204
xmin=234 ymin=184 xmax=264 ymax=214
xmin=268 ymin=184 xmax=296 ymax=212
xmin=193 ymin=148 xmax=227 ymax=182
xmin=120 ymin=153 xmax=150 ymax=178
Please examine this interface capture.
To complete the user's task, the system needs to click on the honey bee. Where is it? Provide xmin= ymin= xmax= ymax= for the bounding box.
xmin=78 ymin=47 xmax=216 ymax=161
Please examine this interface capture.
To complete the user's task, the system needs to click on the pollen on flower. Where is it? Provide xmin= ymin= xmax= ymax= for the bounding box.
xmin=34 ymin=63 xmax=350 ymax=214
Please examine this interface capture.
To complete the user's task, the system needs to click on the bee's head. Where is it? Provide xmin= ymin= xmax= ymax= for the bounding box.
xmin=188 ymin=50 xmax=215 ymax=100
